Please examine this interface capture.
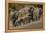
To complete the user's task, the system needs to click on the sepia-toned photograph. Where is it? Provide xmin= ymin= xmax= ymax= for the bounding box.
xmin=8 ymin=3 xmax=44 ymax=30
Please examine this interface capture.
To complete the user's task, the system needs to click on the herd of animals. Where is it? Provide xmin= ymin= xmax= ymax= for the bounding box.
xmin=9 ymin=5 xmax=43 ymax=27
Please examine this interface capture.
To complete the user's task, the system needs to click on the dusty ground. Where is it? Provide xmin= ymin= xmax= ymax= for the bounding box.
xmin=8 ymin=15 xmax=43 ymax=30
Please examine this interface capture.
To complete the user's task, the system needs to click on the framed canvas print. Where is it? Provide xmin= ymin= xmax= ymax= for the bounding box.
xmin=5 ymin=0 xmax=45 ymax=33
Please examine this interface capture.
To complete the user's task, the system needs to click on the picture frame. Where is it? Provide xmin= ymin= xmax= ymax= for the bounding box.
xmin=5 ymin=0 xmax=45 ymax=33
